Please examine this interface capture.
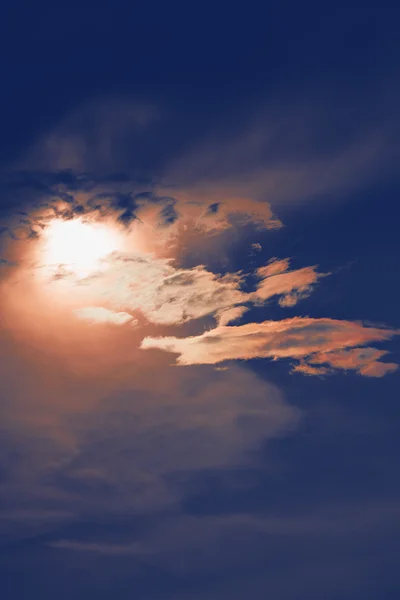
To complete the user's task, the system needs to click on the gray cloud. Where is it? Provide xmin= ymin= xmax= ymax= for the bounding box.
xmin=0 ymin=331 xmax=299 ymax=540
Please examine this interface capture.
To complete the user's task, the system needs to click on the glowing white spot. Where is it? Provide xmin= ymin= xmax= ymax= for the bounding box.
xmin=43 ymin=218 xmax=121 ymax=276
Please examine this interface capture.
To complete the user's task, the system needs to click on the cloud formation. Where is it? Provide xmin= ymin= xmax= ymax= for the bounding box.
xmin=74 ymin=306 xmax=136 ymax=325
xmin=52 ymin=250 xmax=325 ymax=329
xmin=298 ymin=347 xmax=398 ymax=378
xmin=0 ymin=350 xmax=299 ymax=539
xmin=141 ymin=318 xmax=399 ymax=376
xmin=75 ymin=253 xmax=247 ymax=325
xmin=252 ymin=258 xmax=326 ymax=307
xmin=0 ymin=170 xmax=282 ymax=251
xmin=2 ymin=178 xmax=397 ymax=377
xmin=17 ymin=220 xmax=394 ymax=380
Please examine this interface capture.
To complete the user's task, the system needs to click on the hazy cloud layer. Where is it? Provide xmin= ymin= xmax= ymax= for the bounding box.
xmin=0 ymin=344 xmax=299 ymax=539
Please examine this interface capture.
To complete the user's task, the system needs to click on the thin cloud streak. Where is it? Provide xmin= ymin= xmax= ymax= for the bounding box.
xmin=74 ymin=306 xmax=137 ymax=325
xmin=141 ymin=318 xmax=399 ymax=376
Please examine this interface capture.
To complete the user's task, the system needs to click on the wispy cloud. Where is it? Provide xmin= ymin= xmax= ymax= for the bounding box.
xmin=252 ymin=258 xmax=327 ymax=307
xmin=303 ymin=347 xmax=398 ymax=378
xmin=50 ymin=539 xmax=149 ymax=556
xmin=52 ymin=251 xmax=324 ymax=328
xmin=141 ymin=318 xmax=399 ymax=376
xmin=77 ymin=253 xmax=247 ymax=325
xmin=0 ymin=170 xmax=282 ymax=250
xmin=74 ymin=306 xmax=136 ymax=325
xmin=0 ymin=355 xmax=299 ymax=539
xmin=2 ymin=193 xmax=397 ymax=380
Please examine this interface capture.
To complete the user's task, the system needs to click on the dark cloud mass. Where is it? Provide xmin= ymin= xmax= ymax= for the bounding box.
xmin=1 ymin=3 xmax=400 ymax=600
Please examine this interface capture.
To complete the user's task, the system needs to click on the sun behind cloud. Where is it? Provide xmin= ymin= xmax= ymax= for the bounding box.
xmin=42 ymin=218 xmax=122 ymax=277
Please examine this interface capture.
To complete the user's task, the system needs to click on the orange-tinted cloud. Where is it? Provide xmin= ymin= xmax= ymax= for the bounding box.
xmin=0 ymin=333 xmax=300 ymax=538
xmin=49 ymin=251 xmax=323 ymax=328
xmin=141 ymin=317 xmax=399 ymax=375
xmin=217 ymin=306 xmax=249 ymax=326
xmin=257 ymin=258 xmax=291 ymax=277
xmin=292 ymin=363 xmax=331 ymax=376
xmin=81 ymin=253 xmax=247 ymax=325
xmin=0 ymin=170 xmax=283 ymax=253
xmin=74 ymin=306 xmax=136 ymax=325
xmin=252 ymin=259 xmax=326 ymax=307
xmin=304 ymin=347 xmax=398 ymax=377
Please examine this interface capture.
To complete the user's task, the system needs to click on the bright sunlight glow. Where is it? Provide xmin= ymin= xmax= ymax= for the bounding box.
xmin=43 ymin=218 xmax=121 ymax=276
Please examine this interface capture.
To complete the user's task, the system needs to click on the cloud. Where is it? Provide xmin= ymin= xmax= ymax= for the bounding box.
xmin=164 ymin=90 xmax=397 ymax=212
xmin=46 ymin=500 xmax=400 ymax=578
xmin=0 ymin=257 xmax=16 ymax=267
xmin=47 ymin=249 xmax=325 ymax=328
xmin=292 ymin=363 xmax=331 ymax=376
xmin=50 ymin=539 xmax=148 ymax=556
xmin=0 ymin=348 xmax=300 ymax=539
xmin=141 ymin=317 xmax=399 ymax=375
xmin=21 ymin=98 xmax=160 ymax=174
xmin=1 ymin=65 xmax=399 ymax=600
xmin=2 ymin=203 xmax=396 ymax=381
xmin=257 ymin=257 xmax=290 ymax=277
xmin=250 ymin=242 xmax=262 ymax=255
xmin=74 ymin=306 xmax=136 ymax=325
xmin=217 ymin=306 xmax=249 ymax=326
xmin=78 ymin=253 xmax=247 ymax=325
xmin=252 ymin=259 xmax=326 ymax=307
xmin=304 ymin=347 xmax=398 ymax=378
xmin=358 ymin=361 xmax=398 ymax=377
xmin=0 ymin=170 xmax=282 ymax=249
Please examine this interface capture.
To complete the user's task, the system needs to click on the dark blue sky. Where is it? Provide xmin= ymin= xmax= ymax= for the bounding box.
xmin=1 ymin=3 xmax=400 ymax=599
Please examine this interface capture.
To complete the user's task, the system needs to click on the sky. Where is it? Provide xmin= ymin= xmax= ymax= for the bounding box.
xmin=1 ymin=3 xmax=400 ymax=599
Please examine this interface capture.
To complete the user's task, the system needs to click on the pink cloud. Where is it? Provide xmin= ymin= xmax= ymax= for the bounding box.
xmin=217 ymin=306 xmax=249 ymax=326
xmin=74 ymin=306 xmax=136 ymax=325
xmin=359 ymin=361 xmax=398 ymax=377
xmin=256 ymin=258 xmax=291 ymax=278
xmin=51 ymin=251 xmax=323 ymax=328
xmin=305 ymin=347 xmax=398 ymax=377
xmin=292 ymin=363 xmax=331 ymax=376
xmin=252 ymin=261 xmax=326 ymax=307
xmin=141 ymin=317 xmax=399 ymax=376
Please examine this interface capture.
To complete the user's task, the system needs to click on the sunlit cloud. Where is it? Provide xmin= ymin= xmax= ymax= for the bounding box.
xmin=141 ymin=317 xmax=399 ymax=375
xmin=1 ymin=14 xmax=399 ymax=597
xmin=0 ymin=171 xmax=283 ymax=252
xmin=46 ymin=250 xmax=326 ymax=329
xmin=217 ymin=306 xmax=249 ymax=326
xmin=76 ymin=253 xmax=247 ymax=325
xmin=303 ymin=347 xmax=398 ymax=378
xmin=252 ymin=259 xmax=327 ymax=307
xmin=291 ymin=363 xmax=331 ymax=376
xmin=74 ymin=306 xmax=136 ymax=325
xmin=1 ymin=174 xmax=397 ymax=380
